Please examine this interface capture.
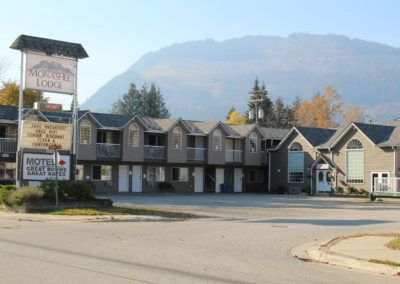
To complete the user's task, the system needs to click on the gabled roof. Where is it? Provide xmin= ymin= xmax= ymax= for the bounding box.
xmin=183 ymin=120 xmax=207 ymax=135
xmin=225 ymin=124 xmax=266 ymax=139
xmin=296 ymin=127 xmax=337 ymax=147
xmin=152 ymin=118 xmax=192 ymax=133
xmin=91 ymin=112 xmax=132 ymax=128
xmin=261 ymin=127 xmax=290 ymax=140
xmin=310 ymin=154 xmax=338 ymax=170
xmin=192 ymin=120 xmax=231 ymax=135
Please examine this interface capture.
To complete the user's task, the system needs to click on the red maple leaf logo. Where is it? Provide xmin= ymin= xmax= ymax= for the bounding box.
xmin=58 ymin=160 xmax=66 ymax=166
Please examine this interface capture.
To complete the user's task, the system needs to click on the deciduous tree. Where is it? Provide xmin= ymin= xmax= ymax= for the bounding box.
xmin=342 ymin=105 xmax=364 ymax=125
xmin=0 ymin=81 xmax=42 ymax=107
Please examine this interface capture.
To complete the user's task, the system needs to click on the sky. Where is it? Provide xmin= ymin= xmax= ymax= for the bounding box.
xmin=0 ymin=0 xmax=399 ymax=108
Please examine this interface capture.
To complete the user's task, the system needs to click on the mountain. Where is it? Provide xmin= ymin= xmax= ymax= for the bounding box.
xmin=81 ymin=34 xmax=400 ymax=120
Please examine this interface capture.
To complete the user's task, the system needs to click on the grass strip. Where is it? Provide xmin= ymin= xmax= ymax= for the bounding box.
xmin=37 ymin=206 xmax=196 ymax=219
xmin=369 ymin=259 xmax=400 ymax=267
xmin=386 ymin=238 xmax=400 ymax=250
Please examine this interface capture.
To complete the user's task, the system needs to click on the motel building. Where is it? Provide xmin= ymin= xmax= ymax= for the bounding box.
xmin=1 ymin=104 xmax=400 ymax=196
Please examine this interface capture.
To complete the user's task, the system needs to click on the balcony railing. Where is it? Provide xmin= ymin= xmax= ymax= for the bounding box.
xmin=0 ymin=138 xmax=17 ymax=153
xmin=225 ymin=150 xmax=243 ymax=163
xmin=96 ymin=143 xmax=120 ymax=158
xmin=187 ymin=147 xmax=206 ymax=161
xmin=144 ymin=145 xmax=165 ymax=159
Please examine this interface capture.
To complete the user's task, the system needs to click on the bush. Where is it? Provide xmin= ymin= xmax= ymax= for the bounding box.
xmin=40 ymin=180 xmax=94 ymax=201
xmin=4 ymin=187 xmax=44 ymax=206
xmin=335 ymin=186 xmax=344 ymax=194
xmin=0 ymin=185 xmax=16 ymax=204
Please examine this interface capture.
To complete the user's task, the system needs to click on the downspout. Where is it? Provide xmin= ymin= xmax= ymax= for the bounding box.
xmin=268 ymin=152 xmax=271 ymax=192
xmin=393 ymin=146 xmax=397 ymax=177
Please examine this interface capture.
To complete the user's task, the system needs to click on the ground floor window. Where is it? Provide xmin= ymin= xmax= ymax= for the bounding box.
xmin=0 ymin=162 xmax=16 ymax=179
xmin=75 ymin=164 xmax=84 ymax=180
xmin=248 ymin=169 xmax=264 ymax=183
xmin=288 ymin=151 xmax=304 ymax=183
xmin=92 ymin=165 xmax=112 ymax=181
xmin=172 ymin=167 xmax=189 ymax=182
xmin=147 ymin=167 xmax=165 ymax=182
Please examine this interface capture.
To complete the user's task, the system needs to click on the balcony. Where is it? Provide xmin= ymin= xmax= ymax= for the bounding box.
xmin=225 ymin=150 xmax=243 ymax=163
xmin=0 ymin=138 xmax=17 ymax=154
xmin=187 ymin=147 xmax=206 ymax=161
xmin=144 ymin=145 xmax=165 ymax=160
xmin=96 ymin=143 xmax=120 ymax=158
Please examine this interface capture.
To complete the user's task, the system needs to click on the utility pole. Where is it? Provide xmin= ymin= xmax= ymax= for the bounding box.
xmin=249 ymin=88 xmax=264 ymax=126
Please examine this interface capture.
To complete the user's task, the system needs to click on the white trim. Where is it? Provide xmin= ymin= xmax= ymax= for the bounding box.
xmin=249 ymin=132 xmax=257 ymax=153
xmin=77 ymin=111 xmax=102 ymax=127
xmin=345 ymin=146 xmax=365 ymax=184
xmin=370 ymin=171 xmax=390 ymax=192
xmin=121 ymin=115 xmax=148 ymax=130
xmin=128 ymin=123 xmax=139 ymax=147
xmin=172 ymin=126 xmax=183 ymax=149
xmin=329 ymin=123 xmax=376 ymax=150
xmin=270 ymin=127 xmax=314 ymax=151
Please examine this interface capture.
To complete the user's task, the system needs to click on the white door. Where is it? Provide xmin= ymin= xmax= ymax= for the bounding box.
xmin=316 ymin=170 xmax=331 ymax=193
xmin=215 ymin=168 xmax=224 ymax=193
xmin=118 ymin=165 xmax=129 ymax=192
xmin=234 ymin=168 xmax=242 ymax=193
xmin=132 ymin=165 xmax=143 ymax=193
xmin=371 ymin=172 xmax=390 ymax=192
xmin=194 ymin=167 xmax=204 ymax=193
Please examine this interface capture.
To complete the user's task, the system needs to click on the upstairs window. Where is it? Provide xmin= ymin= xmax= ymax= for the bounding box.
xmin=249 ymin=132 xmax=257 ymax=153
xmin=213 ymin=129 xmax=221 ymax=151
xmin=288 ymin=142 xmax=304 ymax=183
xmin=129 ymin=123 xmax=139 ymax=147
xmin=80 ymin=119 xmax=91 ymax=145
xmin=173 ymin=126 xmax=182 ymax=149
xmin=346 ymin=139 xmax=364 ymax=184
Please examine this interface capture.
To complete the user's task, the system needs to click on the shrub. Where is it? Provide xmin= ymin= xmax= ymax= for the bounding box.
xmin=335 ymin=186 xmax=344 ymax=194
xmin=301 ymin=186 xmax=311 ymax=194
xmin=0 ymin=185 xmax=16 ymax=204
xmin=40 ymin=180 xmax=94 ymax=201
xmin=4 ymin=187 xmax=44 ymax=206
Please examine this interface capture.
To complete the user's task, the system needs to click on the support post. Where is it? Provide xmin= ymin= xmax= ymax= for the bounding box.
xmin=16 ymin=52 xmax=24 ymax=188
xmin=72 ymin=59 xmax=78 ymax=181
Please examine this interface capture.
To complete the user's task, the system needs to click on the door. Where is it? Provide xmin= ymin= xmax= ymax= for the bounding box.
xmin=316 ymin=170 xmax=332 ymax=193
xmin=234 ymin=168 xmax=242 ymax=193
xmin=371 ymin=172 xmax=390 ymax=192
xmin=118 ymin=165 xmax=129 ymax=192
xmin=194 ymin=167 xmax=204 ymax=193
xmin=215 ymin=168 xmax=224 ymax=193
xmin=132 ymin=165 xmax=143 ymax=193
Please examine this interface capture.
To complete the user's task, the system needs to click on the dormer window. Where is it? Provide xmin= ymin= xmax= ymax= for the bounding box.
xmin=213 ymin=129 xmax=221 ymax=151
xmin=129 ymin=123 xmax=139 ymax=147
xmin=173 ymin=126 xmax=182 ymax=149
xmin=80 ymin=119 xmax=91 ymax=145
xmin=249 ymin=132 xmax=257 ymax=153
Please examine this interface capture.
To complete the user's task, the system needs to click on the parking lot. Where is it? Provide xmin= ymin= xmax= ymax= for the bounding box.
xmin=1 ymin=194 xmax=400 ymax=283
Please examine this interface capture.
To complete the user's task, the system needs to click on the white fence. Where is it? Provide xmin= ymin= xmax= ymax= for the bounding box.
xmin=373 ymin=177 xmax=400 ymax=196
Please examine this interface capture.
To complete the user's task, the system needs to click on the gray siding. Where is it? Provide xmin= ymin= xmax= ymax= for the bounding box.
xmin=77 ymin=117 xmax=97 ymax=161
xmin=122 ymin=120 xmax=145 ymax=162
xmin=167 ymin=122 xmax=188 ymax=164
xmin=207 ymin=126 xmax=227 ymax=165
xmin=244 ymin=130 xmax=263 ymax=166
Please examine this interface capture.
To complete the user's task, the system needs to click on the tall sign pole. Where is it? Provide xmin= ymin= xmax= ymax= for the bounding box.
xmin=72 ymin=59 xmax=78 ymax=181
xmin=16 ymin=51 xmax=24 ymax=188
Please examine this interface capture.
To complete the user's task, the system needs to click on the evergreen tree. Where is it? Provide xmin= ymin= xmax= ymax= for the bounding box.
xmin=111 ymin=82 xmax=170 ymax=118
xmin=247 ymin=79 xmax=274 ymax=127
xmin=273 ymin=97 xmax=286 ymax=128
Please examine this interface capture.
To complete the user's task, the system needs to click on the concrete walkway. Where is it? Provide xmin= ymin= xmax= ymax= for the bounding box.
xmin=292 ymin=234 xmax=400 ymax=277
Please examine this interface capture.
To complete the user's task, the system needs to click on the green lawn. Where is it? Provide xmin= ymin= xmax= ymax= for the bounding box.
xmin=37 ymin=206 xmax=195 ymax=219
xmin=386 ymin=238 xmax=400 ymax=250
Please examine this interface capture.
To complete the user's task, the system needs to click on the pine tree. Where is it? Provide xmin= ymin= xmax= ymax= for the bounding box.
xmin=111 ymin=82 xmax=170 ymax=118
xmin=247 ymin=79 xmax=274 ymax=127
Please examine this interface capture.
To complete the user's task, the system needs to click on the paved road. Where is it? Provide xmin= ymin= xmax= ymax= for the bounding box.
xmin=1 ymin=194 xmax=399 ymax=283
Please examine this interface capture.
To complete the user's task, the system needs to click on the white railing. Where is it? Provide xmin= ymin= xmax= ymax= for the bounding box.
xmin=225 ymin=150 xmax=243 ymax=163
xmin=0 ymin=138 xmax=17 ymax=153
xmin=144 ymin=145 xmax=165 ymax=159
xmin=187 ymin=147 xmax=206 ymax=161
xmin=96 ymin=143 xmax=120 ymax=158
xmin=373 ymin=177 xmax=400 ymax=196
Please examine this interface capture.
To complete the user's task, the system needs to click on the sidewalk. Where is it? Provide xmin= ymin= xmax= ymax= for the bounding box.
xmin=291 ymin=234 xmax=400 ymax=277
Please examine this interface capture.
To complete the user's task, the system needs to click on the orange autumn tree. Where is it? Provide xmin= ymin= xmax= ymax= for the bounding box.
xmin=295 ymin=86 xmax=343 ymax=128
xmin=0 ymin=81 xmax=42 ymax=107
xmin=342 ymin=105 xmax=364 ymax=125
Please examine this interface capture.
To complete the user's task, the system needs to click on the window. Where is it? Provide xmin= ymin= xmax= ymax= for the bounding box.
xmin=147 ymin=167 xmax=165 ymax=182
xmin=172 ymin=167 xmax=189 ymax=182
xmin=249 ymin=132 xmax=257 ymax=153
xmin=213 ymin=129 xmax=221 ymax=151
xmin=92 ymin=165 xmax=112 ymax=181
xmin=288 ymin=142 xmax=304 ymax=183
xmin=0 ymin=162 xmax=16 ymax=179
xmin=80 ymin=119 xmax=91 ymax=145
xmin=75 ymin=164 xmax=84 ymax=180
xmin=129 ymin=123 xmax=139 ymax=147
xmin=173 ymin=126 xmax=182 ymax=149
xmin=346 ymin=139 xmax=364 ymax=183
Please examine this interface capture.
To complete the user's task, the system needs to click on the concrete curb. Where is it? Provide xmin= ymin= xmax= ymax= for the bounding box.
xmin=290 ymin=237 xmax=400 ymax=277
xmin=0 ymin=212 xmax=180 ymax=223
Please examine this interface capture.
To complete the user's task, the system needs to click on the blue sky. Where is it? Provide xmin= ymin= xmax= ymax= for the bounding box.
xmin=0 ymin=0 xmax=399 ymax=107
